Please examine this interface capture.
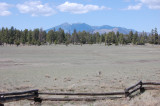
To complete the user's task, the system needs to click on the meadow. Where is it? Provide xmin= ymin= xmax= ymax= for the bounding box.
xmin=0 ymin=44 xmax=160 ymax=105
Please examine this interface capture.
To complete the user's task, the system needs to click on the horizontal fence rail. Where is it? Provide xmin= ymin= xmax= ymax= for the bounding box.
xmin=0 ymin=89 xmax=38 ymax=96
xmin=0 ymin=89 xmax=38 ymax=105
xmin=0 ymin=95 xmax=37 ymax=103
xmin=142 ymin=82 xmax=160 ymax=85
xmin=0 ymin=81 xmax=160 ymax=105
xmin=34 ymin=97 xmax=123 ymax=102
xmin=39 ymin=92 xmax=125 ymax=96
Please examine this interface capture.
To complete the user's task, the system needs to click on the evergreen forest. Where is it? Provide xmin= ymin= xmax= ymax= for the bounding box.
xmin=0 ymin=27 xmax=159 ymax=46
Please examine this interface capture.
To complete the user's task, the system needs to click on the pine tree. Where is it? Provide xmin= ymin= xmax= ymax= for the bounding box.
xmin=79 ymin=31 xmax=86 ymax=45
xmin=111 ymin=32 xmax=116 ymax=44
xmin=154 ymin=28 xmax=158 ymax=44
xmin=32 ymin=29 xmax=39 ymax=45
xmin=39 ymin=28 xmax=43 ymax=43
xmin=116 ymin=31 xmax=120 ymax=38
xmin=99 ymin=35 xmax=102 ymax=44
xmin=115 ymin=34 xmax=119 ymax=45
xmin=129 ymin=31 xmax=133 ymax=43
xmin=119 ymin=33 xmax=124 ymax=45
xmin=57 ymin=28 xmax=65 ymax=43
xmin=105 ymin=33 xmax=112 ymax=46
xmin=138 ymin=34 xmax=145 ymax=45
xmin=132 ymin=31 xmax=138 ymax=44
xmin=4 ymin=28 xmax=9 ymax=44
xmin=27 ymin=30 xmax=33 ymax=45
xmin=65 ymin=33 xmax=71 ymax=46
xmin=149 ymin=29 xmax=154 ymax=44
xmin=72 ymin=29 xmax=79 ymax=44
xmin=105 ymin=33 xmax=107 ymax=46
xmin=95 ymin=32 xmax=100 ymax=44
xmin=8 ymin=26 xmax=15 ymax=44
xmin=42 ymin=31 xmax=47 ymax=44
xmin=21 ymin=31 xmax=26 ymax=45
xmin=47 ymin=30 xmax=55 ymax=44
xmin=0 ymin=27 xmax=5 ymax=45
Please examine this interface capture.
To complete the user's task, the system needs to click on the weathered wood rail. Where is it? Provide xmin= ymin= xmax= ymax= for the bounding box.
xmin=0 ymin=89 xmax=38 ymax=96
xmin=124 ymin=81 xmax=143 ymax=97
xmin=0 ymin=89 xmax=38 ymax=106
xmin=0 ymin=81 xmax=160 ymax=105
xmin=33 ymin=96 xmax=123 ymax=102
xmin=39 ymin=92 xmax=125 ymax=96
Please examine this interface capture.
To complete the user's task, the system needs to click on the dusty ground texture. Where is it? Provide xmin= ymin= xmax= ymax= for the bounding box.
xmin=0 ymin=44 xmax=160 ymax=106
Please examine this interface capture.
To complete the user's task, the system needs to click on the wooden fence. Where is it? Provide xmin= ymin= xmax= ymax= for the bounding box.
xmin=0 ymin=81 xmax=160 ymax=105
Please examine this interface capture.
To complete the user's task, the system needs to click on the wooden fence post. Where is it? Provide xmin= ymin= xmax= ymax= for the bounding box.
xmin=140 ymin=81 xmax=145 ymax=93
xmin=34 ymin=90 xmax=39 ymax=98
xmin=34 ymin=90 xmax=42 ymax=104
xmin=124 ymin=89 xmax=129 ymax=97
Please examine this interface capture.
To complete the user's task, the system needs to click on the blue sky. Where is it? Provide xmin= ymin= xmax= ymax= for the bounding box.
xmin=0 ymin=0 xmax=160 ymax=33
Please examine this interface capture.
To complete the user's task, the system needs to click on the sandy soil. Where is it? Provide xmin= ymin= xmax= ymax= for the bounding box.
xmin=0 ymin=44 xmax=160 ymax=105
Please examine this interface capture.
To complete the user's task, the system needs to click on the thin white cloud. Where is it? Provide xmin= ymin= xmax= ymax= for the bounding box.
xmin=57 ymin=1 xmax=110 ymax=14
xmin=0 ymin=2 xmax=11 ymax=16
xmin=124 ymin=0 xmax=160 ymax=10
xmin=16 ymin=1 xmax=55 ymax=16
xmin=140 ymin=0 xmax=160 ymax=9
xmin=126 ymin=3 xmax=142 ymax=10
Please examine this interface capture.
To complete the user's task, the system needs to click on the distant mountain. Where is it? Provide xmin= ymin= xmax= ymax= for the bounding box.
xmin=46 ymin=23 xmax=136 ymax=34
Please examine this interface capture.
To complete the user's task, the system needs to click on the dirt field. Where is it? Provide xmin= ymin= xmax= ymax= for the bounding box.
xmin=0 ymin=44 xmax=160 ymax=106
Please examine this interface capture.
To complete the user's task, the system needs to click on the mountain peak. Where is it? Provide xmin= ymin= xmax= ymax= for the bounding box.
xmin=72 ymin=23 xmax=88 ymax=25
xmin=46 ymin=23 xmax=136 ymax=34
xmin=60 ymin=22 xmax=70 ymax=26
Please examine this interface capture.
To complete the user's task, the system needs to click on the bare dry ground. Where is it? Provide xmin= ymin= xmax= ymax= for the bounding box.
xmin=0 ymin=44 xmax=160 ymax=105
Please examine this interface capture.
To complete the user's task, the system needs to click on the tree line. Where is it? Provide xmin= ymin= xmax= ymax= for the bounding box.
xmin=0 ymin=26 xmax=159 ymax=46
